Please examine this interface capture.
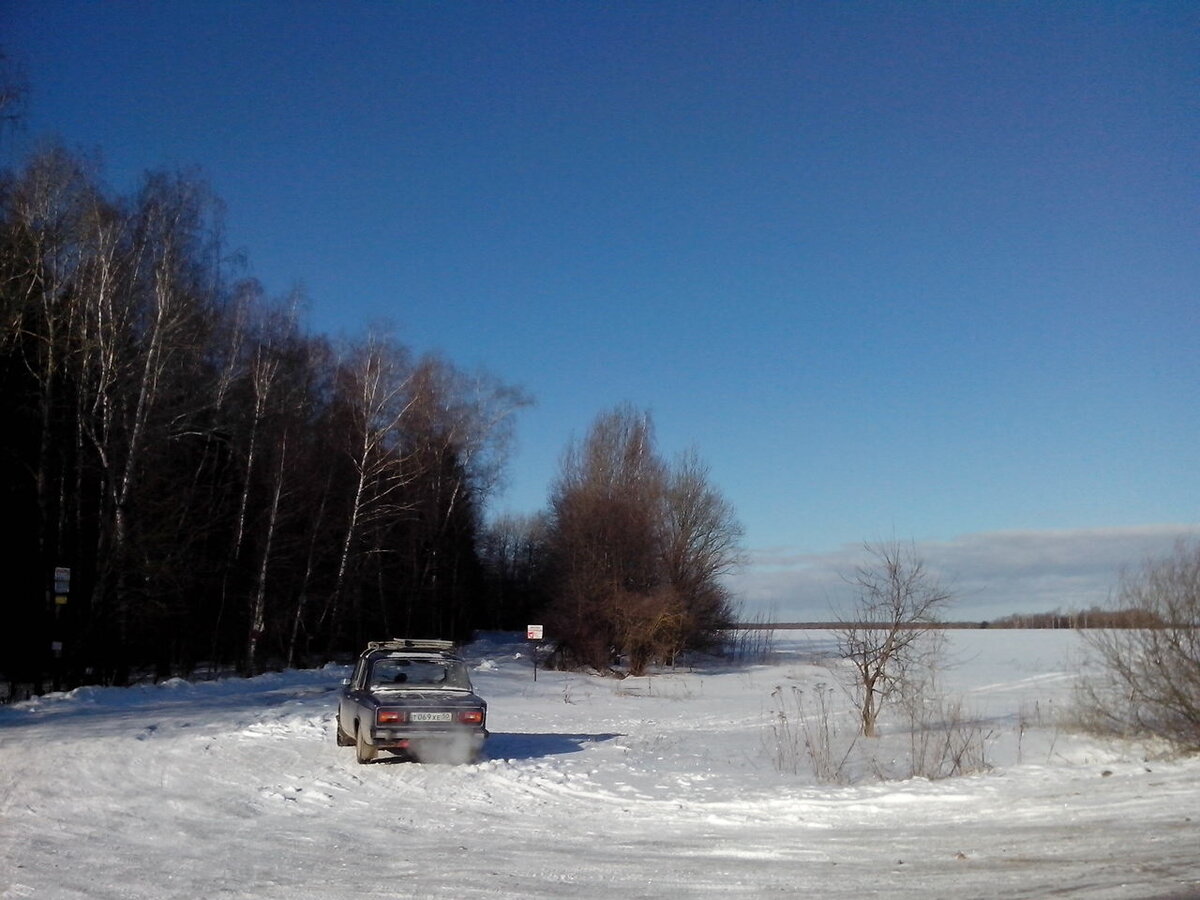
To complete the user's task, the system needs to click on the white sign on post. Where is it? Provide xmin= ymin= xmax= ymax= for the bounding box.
xmin=526 ymin=625 xmax=545 ymax=680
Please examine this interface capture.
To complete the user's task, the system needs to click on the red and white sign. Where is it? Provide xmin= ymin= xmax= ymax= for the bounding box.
xmin=526 ymin=625 xmax=544 ymax=641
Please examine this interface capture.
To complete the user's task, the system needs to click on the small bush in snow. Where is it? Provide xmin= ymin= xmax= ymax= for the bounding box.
xmin=768 ymin=683 xmax=857 ymax=782
xmin=767 ymin=679 xmax=992 ymax=783
xmin=1076 ymin=540 xmax=1200 ymax=751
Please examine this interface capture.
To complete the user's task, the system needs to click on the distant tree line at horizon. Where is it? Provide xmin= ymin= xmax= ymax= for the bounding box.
xmin=0 ymin=140 xmax=743 ymax=697
xmin=739 ymin=607 xmax=1171 ymax=629
xmin=987 ymin=607 xmax=1174 ymax=629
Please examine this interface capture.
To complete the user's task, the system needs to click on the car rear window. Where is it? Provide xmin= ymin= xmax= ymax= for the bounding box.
xmin=370 ymin=657 xmax=471 ymax=690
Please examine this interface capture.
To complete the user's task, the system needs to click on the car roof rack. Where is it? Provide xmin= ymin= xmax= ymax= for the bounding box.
xmin=366 ymin=638 xmax=457 ymax=652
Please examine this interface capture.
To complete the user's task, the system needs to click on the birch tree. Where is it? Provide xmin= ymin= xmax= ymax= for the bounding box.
xmin=81 ymin=173 xmax=216 ymax=679
xmin=395 ymin=356 xmax=530 ymax=637
xmin=316 ymin=333 xmax=419 ymax=648
xmin=1 ymin=147 xmax=94 ymax=570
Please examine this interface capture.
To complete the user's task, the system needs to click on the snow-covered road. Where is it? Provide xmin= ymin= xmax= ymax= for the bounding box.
xmin=2 ymin=631 xmax=1198 ymax=899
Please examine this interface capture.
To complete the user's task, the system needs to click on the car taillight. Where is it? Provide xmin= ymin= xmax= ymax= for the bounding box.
xmin=377 ymin=709 xmax=406 ymax=725
xmin=458 ymin=710 xmax=484 ymax=725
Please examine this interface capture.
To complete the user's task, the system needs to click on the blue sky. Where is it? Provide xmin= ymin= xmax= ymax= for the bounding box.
xmin=6 ymin=1 xmax=1197 ymax=617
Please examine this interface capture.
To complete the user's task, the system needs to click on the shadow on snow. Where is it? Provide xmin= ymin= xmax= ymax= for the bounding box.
xmin=484 ymin=731 xmax=623 ymax=761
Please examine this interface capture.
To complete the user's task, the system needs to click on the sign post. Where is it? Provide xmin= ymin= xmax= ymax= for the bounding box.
xmin=54 ymin=567 xmax=70 ymax=606
xmin=526 ymin=625 xmax=544 ymax=681
xmin=52 ymin=567 xmax=70 ymax=690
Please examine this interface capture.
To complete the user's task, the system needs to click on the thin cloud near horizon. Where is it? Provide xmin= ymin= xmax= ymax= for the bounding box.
xmin=732 ymin=524 xmax=1199 ymax=621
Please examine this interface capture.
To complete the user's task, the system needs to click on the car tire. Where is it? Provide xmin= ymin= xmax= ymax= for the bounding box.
xmin=336 ymin=716 xmax=354 ymax=746
xmin=355 ymin=724 xmax=378 ymax=764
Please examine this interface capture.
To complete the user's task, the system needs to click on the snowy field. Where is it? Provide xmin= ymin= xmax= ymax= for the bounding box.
xmin=2 ymin=630 xmax=1198 ymax=899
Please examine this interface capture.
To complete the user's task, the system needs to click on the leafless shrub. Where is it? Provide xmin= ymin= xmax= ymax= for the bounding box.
xmin=1075 ymin=540 xmax=1200 ymax=751
xmin=900 ymin=693 xmax=992 ymax=779
xmin=612 ymin=587 xmax=686 ymax=676
xmin=1014 ymin=699 xmax=1060 ymax=765
xmin=723 ymin=609 xmax=777 ymax=664
xmin=768 ymin=676 xmax=991 ymax=782
xmin=768 ymin=683 xmax=857 ymax=782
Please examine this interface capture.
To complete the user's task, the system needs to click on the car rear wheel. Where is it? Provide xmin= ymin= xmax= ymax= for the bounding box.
xmin=355 ymin=724 xmax=378 ymax=764
xmin=336 ymin=716 xmax=354 ymax=746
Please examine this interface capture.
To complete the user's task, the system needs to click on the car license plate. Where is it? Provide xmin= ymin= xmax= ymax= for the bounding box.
xmin=410 ymin=711 xmax=452 ymax=723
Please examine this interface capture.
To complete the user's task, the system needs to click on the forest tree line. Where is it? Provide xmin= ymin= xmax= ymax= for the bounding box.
xmin=1 ymin=143 xmax=743 ymax=695
xmin=0 ymin=145 xmax=533 ymax=689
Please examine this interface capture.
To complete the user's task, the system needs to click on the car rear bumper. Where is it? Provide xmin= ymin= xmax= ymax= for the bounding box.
xmin=370 ymin=727 xmax=488 ymax=749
